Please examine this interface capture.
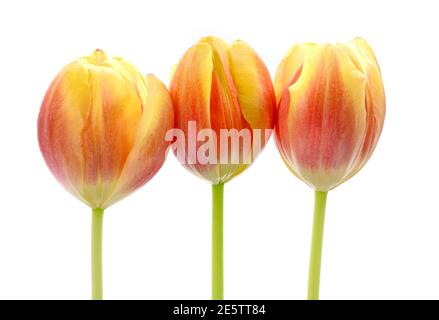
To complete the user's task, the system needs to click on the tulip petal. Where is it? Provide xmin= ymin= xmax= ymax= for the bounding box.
xmin=72 ymin=59 xmax=143 ymax=207
xmin=228 ymin=40 xmax=276 ymax=130
xmin=105 ymin=75 xmax=174 ymax=207
xmin=346 ymin=38 xmax=386 ymax=176
xmin=203 ymin=38 xmax=243 ymax=134
xmin=170 ymin=42 xmax=220 ymax=182
xmin=274 ymin=43 xmax=318 ymax=104
xmin=201 ymin=38 xmax=249 ymax=183
xmin=38 ymin=62 xmax=91 ymax=202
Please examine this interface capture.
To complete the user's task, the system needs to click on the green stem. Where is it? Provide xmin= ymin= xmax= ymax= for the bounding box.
xmin=92 ymin=207 xmax=104 ymax=300
xmin=307 ymin=191 xmax=328 ymax=300
xmin=212 ymin=183 xmax=224 ymax=300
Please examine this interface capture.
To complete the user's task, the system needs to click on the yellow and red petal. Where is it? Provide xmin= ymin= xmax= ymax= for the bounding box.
xmin=106 ymin=75 xmax=174 ymax=207
xmin=170 ymin=42 xmax=213 ymax=131
xmin=169 ymin=42 xmax=219 ymax=182
xmin=274 ymin=43 xmax=318 ymax=104
xmin=228 ymin=40 xmax=276 ymax=130
xmin=344 ymin=38 xmax=386 ymax=180
xmin=38 ymin=62 xmax=91 ymax=202
xmin=85 ymin=62 xmax=142 ymax=188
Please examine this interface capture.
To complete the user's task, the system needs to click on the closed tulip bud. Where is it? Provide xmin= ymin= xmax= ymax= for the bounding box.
xmin=169 ymin=36 xmax=276 ymax=184
xmin=274 ymin=38 xmax=385 ymax=191
xmin=38 ymin=49 xmax=173 ymax=209
xmin=274 ymin=38 xmax=385 ymax=300
xmin=169 ymin=36 xmax=276 ymax=300
xmin=37 ymin=49 xmax=173 ymax=299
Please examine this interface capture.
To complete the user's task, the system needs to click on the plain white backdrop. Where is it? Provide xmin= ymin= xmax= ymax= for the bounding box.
xmin=0 ymin=0 xmax=438 ymax=300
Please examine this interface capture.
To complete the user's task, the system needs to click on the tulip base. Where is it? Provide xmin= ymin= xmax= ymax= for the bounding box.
xmin=307 ymin=191 xmax=328 ymax=300
xmin=92 ymin=207 xmax=104 ymax=300
xmin=212 ymin=183 xmax=224 ymax=300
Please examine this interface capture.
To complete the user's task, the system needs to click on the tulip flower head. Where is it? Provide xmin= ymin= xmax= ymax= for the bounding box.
xmin=38 ymin=49 xmax=174 ymax=209
xmin=169 ymin=36 xmax=276 ymax=184
xmin=274 ymin=38 xmax=385 ymax=191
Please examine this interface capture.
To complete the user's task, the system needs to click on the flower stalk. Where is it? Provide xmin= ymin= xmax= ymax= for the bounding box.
xmin=212 ymin=183 xmax=224 ymax=300
xmin=92 ymin=208 xmax=104 ymax=300
xmin=307 ymin=191 xmax=328 ymax=300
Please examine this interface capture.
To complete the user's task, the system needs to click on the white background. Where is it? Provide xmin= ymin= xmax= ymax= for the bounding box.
xmin=0 ymin=0 xmax=438 ymax=300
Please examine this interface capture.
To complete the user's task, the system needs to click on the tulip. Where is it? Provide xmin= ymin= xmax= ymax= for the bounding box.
xmin=169 ymin=36 xmax=276 ymax=299
xmin=38 ymin=49 xmax=173 ymax=299
xmin=274 ymin=38 xmax=385 ymax=299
